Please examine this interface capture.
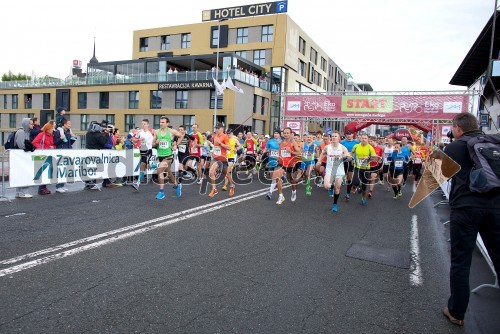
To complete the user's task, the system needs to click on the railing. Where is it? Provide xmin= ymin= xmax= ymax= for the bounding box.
xmin=0 ymin=69 xmax=270 ymax=91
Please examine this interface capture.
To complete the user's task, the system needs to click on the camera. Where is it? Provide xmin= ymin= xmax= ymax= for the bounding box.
xmin=447 ymin=130 xmax=454 ymax=139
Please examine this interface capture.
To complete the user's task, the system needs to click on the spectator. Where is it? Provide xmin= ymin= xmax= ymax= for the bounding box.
xmin=32 ymin=121 xmax=56 ymax=195
xmin=53 ymin=118 xmax=75 ymax=193
xmin=55 ymin=107 xmax=77 ymax=142
xmin=85 ymin=121 xmax=115 ymax=189
xmin=29 ymin=117 xmax=41 ymax=142
xmin=14 ymin=118 xmax=34 ymax=198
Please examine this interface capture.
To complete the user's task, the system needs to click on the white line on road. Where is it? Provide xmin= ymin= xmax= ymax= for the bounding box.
xmin=4 ymin=213 xmax=26 ymax=218
xmin=0 ymin=188 xmax=276 ymax=277
xmin=409 ymin=214 xmax=423 ymax=287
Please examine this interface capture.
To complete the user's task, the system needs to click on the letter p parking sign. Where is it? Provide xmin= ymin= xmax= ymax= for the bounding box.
xmin=276 ymin=1 xmax=288 ymax=13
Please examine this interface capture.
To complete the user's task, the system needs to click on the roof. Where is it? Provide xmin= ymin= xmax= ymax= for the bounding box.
xmin=450 ymin=11 xmax=500 ymax=87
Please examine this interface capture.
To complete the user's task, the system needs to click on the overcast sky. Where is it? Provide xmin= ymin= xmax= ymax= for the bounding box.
xmin=1 ymin=0 xmax=493 ymax=91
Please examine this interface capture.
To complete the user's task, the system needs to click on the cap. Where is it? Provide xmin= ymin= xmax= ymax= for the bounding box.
xmin=265 ymin=134 xmax=270 ymax=138
xmin=215 ymin=123 xmax=224 ymax=129
xmin=56 ymin=107 xmax=65 ymax=113
xmin=346 ymin=130 xmax=354 ymax=135
xmin=127 ymin=134 xmax=133 ymax=139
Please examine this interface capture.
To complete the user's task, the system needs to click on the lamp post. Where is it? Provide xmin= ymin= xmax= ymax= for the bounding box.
xmin=213 ymin=19 xmax=226 ymax=130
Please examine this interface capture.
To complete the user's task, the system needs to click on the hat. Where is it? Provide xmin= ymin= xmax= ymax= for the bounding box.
xmin=56 ymin=107 xmax=65 ymax=113
xmin=127 ymin=134 xmax=133 ymax=139
xmin=215 ymin=123 xmax=224 ymax=129
xmin=265 ymin=134 xmax=270 ymax=138
xmin=346 ymin=130 xmax=354 ymax=135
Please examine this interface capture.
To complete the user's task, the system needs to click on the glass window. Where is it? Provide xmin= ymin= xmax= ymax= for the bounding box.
xmin=237 ymin=28 xmax=249 ymax=44
xmin=99 ymin=92 xmax=109 ymax=109
xmin=161 ymin=35 xmax=170 ymax=50
xmin=150 ymin=91 xmax=162 ymax=109
xmin=235 ymin=51 xmax=247 ymax=58
xmin=43 ymin=93 xmax=50 ymax=109
xmin=210 ymin=90 xmax=223 ymax=109
xmin=253 ymin=50 xmax=266 ymax=66
xmin=9 ymin=113 xmax=16 ymax=128
xmin=321 ymin=57 xmax=327 ymax=72
xmin=24 ymin=94 xmax=32 ymax=109
xmin=27 ymin=113 xmax=34 ymax=119
xmin=253 ymin=95 xmax=257 ymax=114
xmin=212 ymin=28 xmax=219 ymax=47
xmin=175 ymin=90 xmax=188 ymax=109
xmin=61 ymin=91 xmax=69 ymax=110
xmin=181 ymin=33 xmax=191 ymax=49
xmin=80 ymin=114 xmax=89 ymax=131
xmin=105 ymin=114 xmax=115 ymax=126
xmin=129 ymin=91 xmax=139 ymax=109
xmin=140 ymin=37 xmax=149 ymax=52
xmin=261 ymin=25 xmax=273 ymax=42
xmin=12 ymin=94 xmax=18 ymax=109
xmin=183 ymin=115 xmax=195 ymax=127
xmin=153 ymin=115 xmax=161 ymax=129
xmin=299 ymin=37 xmax=306 ymax=55
xmin=3 ymin=95 xmax=7 ymax=109
xmin=261 ymin=97 xmax=267 ymax=115
xmin=125 ymin=115 xmax=135 ymax=131
xmin=78 ymin=92 xmax=87 ymax=109
xmin=310 ymin=47 xmax=318 ymax=64
xmin=299 ymin=60 xmax=306 ymax=77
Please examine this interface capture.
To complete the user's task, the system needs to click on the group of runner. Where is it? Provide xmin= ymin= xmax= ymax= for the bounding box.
xmin=130 ymin=118 xmax=427 ymax=212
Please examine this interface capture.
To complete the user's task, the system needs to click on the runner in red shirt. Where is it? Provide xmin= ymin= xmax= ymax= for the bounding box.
xmin=208 ymin=123 xmax=231 ymax=198
xmin=188 ymin=123 xmax=204 ymax=184
xmin=367 ymin=136 xmax=383 ymax=199
xmin=275 ymin=127 xmax=302 ymax=205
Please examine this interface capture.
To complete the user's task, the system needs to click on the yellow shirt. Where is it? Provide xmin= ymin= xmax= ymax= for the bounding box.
xmin=227 ymin=137 xmax=237 ymax=159
xmin=352 ymin=144 xmax=376 ymax=170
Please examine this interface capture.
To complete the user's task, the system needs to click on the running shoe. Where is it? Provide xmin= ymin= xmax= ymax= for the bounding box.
xmin=361 ymin=198 xmax=367 ymax=206
xmin=266 ymin=192 xmax=272 ymax=200
xmin=229 ymin=187 xmax=235 ymax=197
xmin=332 ymin=204 xmax=338 ymax=212
xmin=176 ymin=184 xmax=182 ymax=197
xmin=55 ymin=188 xmax=66 ymax=193
xmin=328 ymin=188 xmax=334 ymax=197
xmin=393 ymin=194 xmax=399 ymax=200
xmin=131 ymin=182 xmax=140 ymax=191
xmin=150 ymin=163 xmax=158 ymax=169
xmin=208 ymin=188 xmax=218 ymax=198
xmin=156 ymin=191 xmax=165 ymax=200
xmin=291 ymin=191 xmax=297 ymax=202
xmin=222 ymin=184 xmax=228 ymax=191
xmin=276 ymin=195 xmax=285 ymax=205
xmin=368 ymin=191 xmax=372 ymax=199
xmin=305 ymin=185 xmax=312 ymax=196
xmin=345 ymin=194 xmax=350 ymax=202
xmin=357 ymin=187 xmax=362 ymax=194
xmin=397 ymin=191 xmax=402 ymax=198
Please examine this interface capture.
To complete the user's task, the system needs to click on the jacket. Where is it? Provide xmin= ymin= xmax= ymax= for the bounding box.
xmin=14 ymin=118 xmax=32 ymax=150
xmin=86 ymin=130 xmax=109 ymax=149
xmin=53 ymin=128 xmax=75 ymax=149
xmin=32 ymin=131 xmax=55 ymax=149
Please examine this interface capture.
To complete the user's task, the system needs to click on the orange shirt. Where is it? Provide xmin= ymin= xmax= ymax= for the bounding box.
xmin=279 ymin=140 xmax=300 ymax=167
xmin=212 ymin=133 xmax=229 ymax=162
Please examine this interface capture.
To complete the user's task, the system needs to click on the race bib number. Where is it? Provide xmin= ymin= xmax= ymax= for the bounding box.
xmin=213 ymin=146 xmax=222 ymax=156
xmin=414 ymin=158 xmax=422 ymax=164
xmin=190 ymin=146 xmax=198 ymax=154
xmin=178 ymin=144 xmax=187 ymax=153
xmin=159 ymin=140 xmax=170 ymax=149
xmin=328 ymin=155 xmax=342 ymax=165
xmin=302 ymin=152 xmax=311 ymax=160
xmin=358 ymin=157 xmax=370 ymax=167
xmin=270 ymin=150 xmax=279 ymax=158
xmin=281 ymin=149 xmax=291 ymax=158
xmin=395 ymin=160 xmax=403 ymax=168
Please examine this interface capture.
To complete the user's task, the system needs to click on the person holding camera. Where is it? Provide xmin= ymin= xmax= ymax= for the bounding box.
xmin=84 ymin=121 xmax=114 ymax=190
xmin=441 ymin=112 xmax=500 ymax=326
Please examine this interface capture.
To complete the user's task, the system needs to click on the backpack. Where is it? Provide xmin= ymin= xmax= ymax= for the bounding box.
xmin=460 ymin=134 xmax=500 ymax=193
xmin=4 ymin=129 xmax=20 ymax=149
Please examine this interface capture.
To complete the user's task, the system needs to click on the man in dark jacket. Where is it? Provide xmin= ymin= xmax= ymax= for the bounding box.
xmin=29 ymin=117 xmax=41 ymax=142
xmin=84 ymin=121 xmax=115 ymax=189
xmin=53 ymin=119 xmax=75 ymax=193
xmin=441 ymin=112 xmax=500 ymax=326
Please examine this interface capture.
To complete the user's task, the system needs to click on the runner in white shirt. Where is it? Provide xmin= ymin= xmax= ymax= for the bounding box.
xmin=318 ymin=132 xmax=350 ymax=212
xmin=382 ymin=138 xmax=395 ymax=191
xmin=132 ymin=119 xmax=155 ymax=190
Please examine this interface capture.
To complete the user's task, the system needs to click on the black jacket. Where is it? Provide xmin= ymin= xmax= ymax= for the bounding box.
xmin=86 ymin=130 xmax=109 ymax=150
xmin=445 ymin=130 xmax=500 ymax=209
xmin=54 ymin=128 xmax=75 ymax=149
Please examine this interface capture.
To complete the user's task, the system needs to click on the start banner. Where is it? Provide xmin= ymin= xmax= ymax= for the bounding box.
xmin=284 ymin=94 xmax=469 ymax=120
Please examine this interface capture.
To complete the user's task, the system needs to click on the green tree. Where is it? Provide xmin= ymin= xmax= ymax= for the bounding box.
xmin=1 ymin=71 xmax=32 ymax=81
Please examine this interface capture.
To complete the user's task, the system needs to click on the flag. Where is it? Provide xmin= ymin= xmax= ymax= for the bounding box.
xmin=212 ymin=77 xmax=224 ymax=95
xmin=224 ymin=76 xmax=244 ymax=94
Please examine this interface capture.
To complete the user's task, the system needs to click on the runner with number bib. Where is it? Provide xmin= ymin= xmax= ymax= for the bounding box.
xmin=264 ymin=130 xmax=281 ymax=200
xmin=351 ymin=133 xmax=376 ymax=206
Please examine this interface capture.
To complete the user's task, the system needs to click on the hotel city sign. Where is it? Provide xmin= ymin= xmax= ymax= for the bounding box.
xmin=202 ymin=1 xmax=288 ymax=21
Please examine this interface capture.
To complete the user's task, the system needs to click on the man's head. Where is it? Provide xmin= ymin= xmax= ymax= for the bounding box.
xmin=159 ymin=116 xmax=170 ymax=129
xmin=142 ymin=119 xmax=150 ymax=129
xmin=179 ymin=125 xmax=186 ymax=133
xmin=394 ymin=141 xmax=401 ymax=150
xmin=32 ymin=117 xmax=40 ymax=125
xmin=323 ymin=133 xmax=331 ymax=143
xmin=369 ymin=136 xmax=377 ymax=147
xmin=191 ymin=124 xmax=199 ymax=133
xmin=226 ymin=128 xmax=234 ymax=136
xmin=246 ymin=131 xmax=253 ymax=139
xmin=452 ymin=113 xmax=479 ymax=139
xmin=386 ymin=137 xmax=394 ymax=146
xmin=282 ymin=127 xmax=292 ymax=139
xmin=57 ymin=107 xmax=66 ymax=115
xmin=237 ymin=132 xmax=244 ymax=139
xmin=359 ymin=133 xmax=369 ymax=145
xmin=331 ymin=132 xmax=340 ymax=143
xmin=62 ymin=118 xmax=71 ymax=130
xmin=273 ymin=130 xmax=281 ymax=140
xmin=215 ymin=123 xmax=224 ymax=134
xmin=345 ymin=130 xmax=354 ymax=139
xmin=401 ymin=136 xmax=408 ymax=145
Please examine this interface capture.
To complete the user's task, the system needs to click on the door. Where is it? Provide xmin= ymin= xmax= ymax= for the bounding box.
xmin=40 ymin=110 xmax=54 ymax=126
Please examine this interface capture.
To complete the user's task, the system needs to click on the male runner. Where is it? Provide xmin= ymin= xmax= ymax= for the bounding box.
xmin=351 ymin=133 xmax=376 ymax=206
xmin=382 ymin=137 xmax=395 ymax=191
xmin=222 ymin=128 xmax=241 ymax=196
xmin=132 ymin=119 xmax=155 ymax=190
xmin=175 ymin=125 xmax=197 ymax=194
xmin=264 ymin=130 xmax=281 ymax=200
xmin=189 ymin=124 xmax=204 ymax=184
xmin=297 ymin=133 xmax=317 ymax=196
xmin=315 ymin=133 xmax=331 ymax=187
xmin=340 ymin=130 xmax=360 ymax=201
xmin=243 ymin=131 xmax=259 ymax=174
xmin=389 ymin=141 xmax=409 ymax=199
xmin=276 ymin=127 xmax=302 ymax=204
xmin=208 ymin=124 xmax=231 ymax=198
xmin=367 ymin=136 xmax=383 ymax=199
xmin=400 ymin=136 xmax=413 ymax=186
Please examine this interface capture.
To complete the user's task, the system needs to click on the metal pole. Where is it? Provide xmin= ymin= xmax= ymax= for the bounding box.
xmin=213 ymin=21 xmax=221 ymax=130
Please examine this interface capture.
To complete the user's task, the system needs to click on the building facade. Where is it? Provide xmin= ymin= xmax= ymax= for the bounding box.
xmin=0 ymin=2 xmax=347 ymax=148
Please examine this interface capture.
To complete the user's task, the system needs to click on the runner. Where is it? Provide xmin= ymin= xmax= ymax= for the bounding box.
xmin=276 ymin=127 xmax=302 ymax=204
xmin=389 ymin=141 xmax=409 ymax=199
xmin=243 ymin=131 xmax=259 ymax=175
xmin=315 ymin=133 xmax=331 ymax=187
xmin=221 ymin=128 xmax=241 ymax=196
xmin=208 ymin=124 xmax=231 ymax=198
xmin=340 ymin=130 xmax=360 ymax=201
xmin=351 ymin=133 xmax=376 ymax=206
xmin=400 ymin=136 xmax=413 ymax=186
xmin=411 ymin=145 xmax=424 ymax=186
xmin=132 ymin=119 xmax=155 ymax=190
xmin=382 ymin=137 xmax=395 ymax=191
xmin=318 ymin=132 xmax=349 ymax=212
xmin=151 ymin=116 xmax=183 ymax=199
xmin=297 ymin=133 xmax=317 ymax=196
xmin=199 ymin=133 xmax=212 ymax=184
xmin=263 ymin=130 xmax=281 ymax=200
xmin=189 ymin=124 xmax=204 ymax=185
xmin=367 ymin=136 xmax=383 ymax=199
xmin=175 ymin=125 xmax=197 ymax=194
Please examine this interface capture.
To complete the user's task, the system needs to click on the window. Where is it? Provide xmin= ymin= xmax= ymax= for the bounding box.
xmin=212 ymin=28 xmax=219 ymax=47
xmin=24 ymin=94 xmax=32 ymax=109
xmin=80 ymin=114 xmax=89 ymax=132
xmin=27 ymin=113 xmax=34 ymax=119
xmin=181 ymin=33 xmax=191 ymax=49
xmin=261 ymin=97 xmax=267 ymax=115
xmin=3 ymin=95 xmax=7 ymax=109
xmin=99 ymin=92 xmax=109 ymax=109
xmin=78 ymin=92 xmax=87 ymax=109
xmin=140 ymin=37 xmax=149 ymax=52
xmin=125 ymin=115 xmax=135 ymax=131
xmin=183 ymin=115 xmax=195 ymax=127
xmin=321 ymin=57 xmax=327 ymax=72
xmin=317 ymin=73 xmax=322 ymax=86
xmin=299 ymin=60 xmax=306 ymax=77
xmin=210 ymin=90 xmax=223 ymax=109
xmin=161 ymin=35 xmax=170 ymax=50
xmin=253 ymin=95 xmax=257 ymax=114
xmin=105 ymin=114 xmax=115 ymax=126
xmin=175 ymin=90 xmax=188 ymax=109
xmin=253 ymin=50 xmax=266 ymax=66
xmin=261 ymin=25 xmax=273 ymax=42
xmin=237 ymin=28 xmax=249 ymax=44
xmin=153 ymin=115 xmax=161 ymax=129
xmin=12 ymin=94 xmax=18 ymax=109
xmin=129 ymin=91 xmax=139 ymax=109
xmin=150 ymin=91 xmax=162 ymax=109
xmin=310 ymin=48 xmax=318 ymax=64
xmin=9 ymin=114 xmax=16 ymax=128
xmin=43 ymin=93 xmax=50 ymax=109
xmin=235 ymin=51 xmax=247 ymax=58
xmin=299 ymin=37 xmax=306 ymax=55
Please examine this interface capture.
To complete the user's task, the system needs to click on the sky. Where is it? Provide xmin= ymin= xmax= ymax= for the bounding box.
xmin=1 ymin=0 xmax=494 ymax=91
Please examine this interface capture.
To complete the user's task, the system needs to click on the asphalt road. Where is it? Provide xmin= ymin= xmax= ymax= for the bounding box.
xmin=0 ymin=175 xmax=498 ymax=333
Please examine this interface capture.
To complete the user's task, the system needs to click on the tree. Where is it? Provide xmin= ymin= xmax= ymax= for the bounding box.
xmin=1 ymin=71 xmax=31 ymax=81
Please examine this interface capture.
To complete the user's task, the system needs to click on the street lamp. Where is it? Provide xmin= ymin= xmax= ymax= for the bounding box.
xmin=213 ymin=19 xmax=227 ymax=130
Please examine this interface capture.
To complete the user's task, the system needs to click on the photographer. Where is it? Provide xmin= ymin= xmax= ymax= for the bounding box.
xmin=84 ymin=121 xmax=114 ymax=190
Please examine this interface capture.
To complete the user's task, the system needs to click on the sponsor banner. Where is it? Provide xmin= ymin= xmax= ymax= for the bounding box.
xmin=439 ymin=124 xmax=452 ymax=144
xmin=284 ymin=94 xmax=469 ymax=120
xmin=284 ymin=120 xmax=302 ymax=134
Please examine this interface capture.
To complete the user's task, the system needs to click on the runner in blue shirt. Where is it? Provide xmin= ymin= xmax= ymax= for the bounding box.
xmin=264 ymin=130 xmax=281 ymax=200
xmin=400 ymin=136 xmax=413 ymax=186
xmin=389 ymin=141 xmax=409 ymax=199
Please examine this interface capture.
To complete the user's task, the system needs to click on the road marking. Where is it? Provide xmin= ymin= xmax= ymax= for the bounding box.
xmin=0 ymin=188 xmax=276 ymax=277
xmin=409 ymin=214 xmax=423 ymax=286
xmin=4 ymin=213 xmax=26 ymax=218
